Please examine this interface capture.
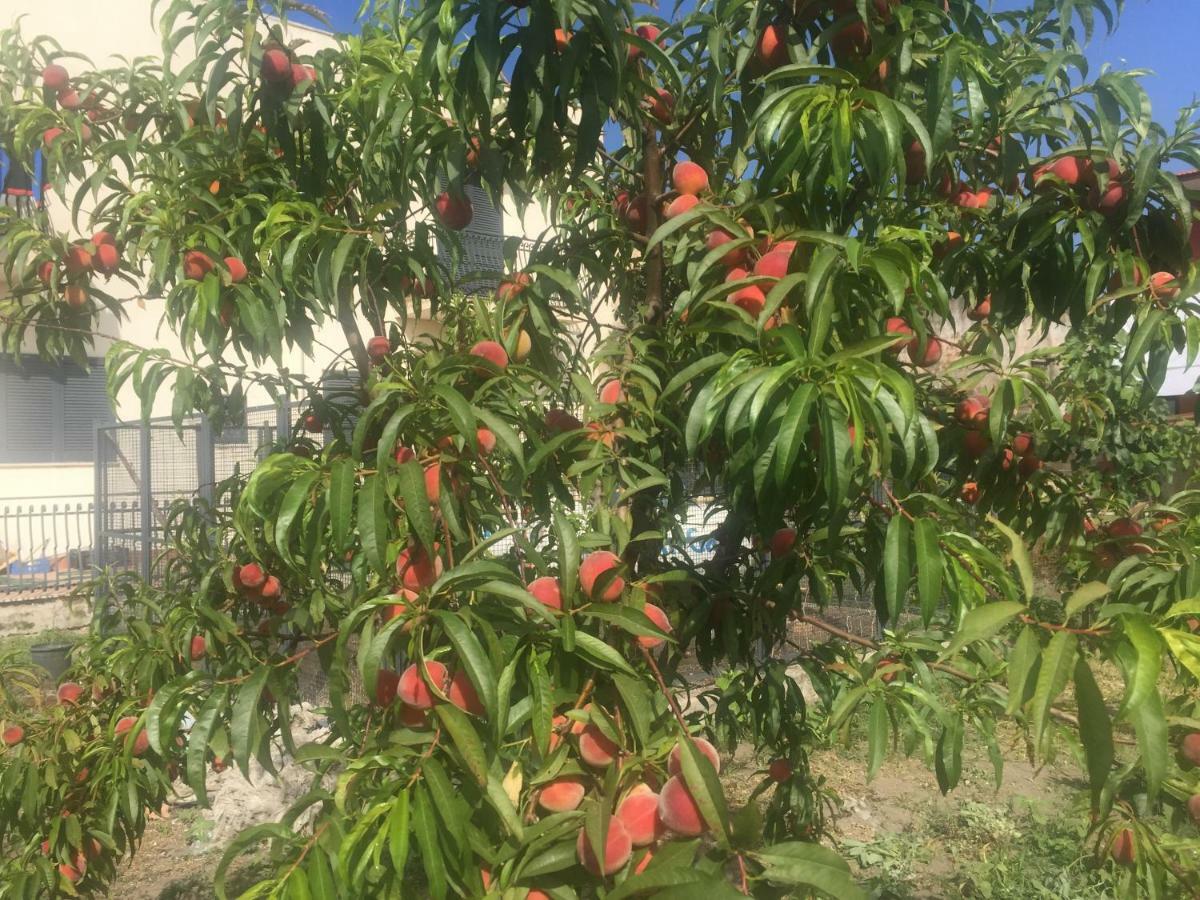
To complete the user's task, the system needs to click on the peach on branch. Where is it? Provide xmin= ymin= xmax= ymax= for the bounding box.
xmin=529 ymin=576 xmax=563 ymax=610
xmin=768 ymin=759 xmax=792 ymax=782
xmin=1107 ymin=518 xmax=1142 ymax=540
xmin=1189 ymin=795 xmax=1200 ymax=826
xmin=190 ymin=635 xmax=206 ymax=661
xmin=64 ymin=245 xmax=92 ymax=276
xmin=435 ymin=192 xmax=474 ymax=230
xmin=57 ymin=88 xmax=81 ymax=110
xmin=1109 ymin=828 xmax=1136 ymax=866
xmin=1148 ymin=271 xmax=1179 ymax=300
xmin=577 ymin=723 xmax=620 ymax=767
xmin=397 ymin=660 xmax=449 ymax=710
xmin=905 ymin=141 xmax=927 ymax=184
xmin=448 ymin=669 xmax=485 ymax=716
xmin=423 ymin=462 xmax=441 ymax=502
xmin=37 ymin=260 xmax=55 ymax=285
xmin=963 ymin=431 xmax=990 ymax=459
xmin=770 ymin=527 xmax=797 ymax=559
xmin=960 ymin=482 xmax=980 ymax=504
xmin=367 ymin=336 xmax=391 ymax=362
xmin=599 ymin=381 xmax=624 ymax=405
xmin=395 ymin=543 xmax=444 ymax=591
xmin=475 ymin=427 xmax=497 ymax=455
xmin=2 ymin=725 xmax=24 ymax=746
xmin=968 ymin=295 xmax=991 ymax=320
xmin=58 ymin=860 xmax=84 ymax=884
xmin=224 ymin=257 xmax=248 ymax=283
xmin=63 ymin=283 xmax=87 ymax=306
xmin=832 ymin=20 xmax=870 ymax=61
xmin=955 ymin=395 xmax=990 ymax=428
xmin=657 ymin=775 xmax=705 ymax=836
xmin=906 ymin=337 xmax=942 ymax=367
xmin=672 ymin=161 xmax=709 ymax=196
xmin=57 ymin=682 xmax=83 ymax=705
xmin=92 ymin=242 xmax=119 ymax=275
xmin=261 ymin=48 xmax=292 ymax=86
xmin=636 ymin=603 xmax=672 ymax=650
xmin=553 ymin=28 xmax=572 ymax=53
xmin=42 ymin=64 xmax=70 ymax=91
xmin=755 ymin=23 xmax=790 ymax=71
xmin=668 ymin=736 xmax=721 ymax=776
xmin=497 ymin=271 xmax=531 ymax=302
xmin=706 ymin=228 xmax=749 ymax=268
xmin=470 ymin=340 xmax=509 ymax=371
xmin=1032 ymin=156 xmax=1085 ymax=189
xmin=291 ymin=64 xmax=316 ymax=88
xmin=537 ymin=776 xmax=587 ymax=813
xmin=237 ymin=562 xmax=267 ymax=590
xmin=302 ymin=413 xmax=323 ymax=433
xmin=1180 ymin=731 xmax=1200 ymax=767
xmin=182 ymin=250 xmax=214 ymax=280
xmin=43 ymin=127 xmax=64 ymax=146
xmin=753 ymin=251 xmax=790 ymax=281
xmin=576 ymin=819 xmax=633 ymax=877
xmin=664 ymin=194 xmax=700 ymax=219
xmin=646 ymin=88 xmax=675 ymax=124
xmin=884 ymin=316 xmax=913 ymax=350
xmin=616 ymin=784 xmax=665 ymax=846
xmin=1012 ymin=433 xmax=1035 ymax=456
xmin=579 ymin=550 xmax=625 ymax=601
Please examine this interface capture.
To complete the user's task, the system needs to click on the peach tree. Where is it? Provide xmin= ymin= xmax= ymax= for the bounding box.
xmin=2 ymin=0 xmax=1200 ymax=896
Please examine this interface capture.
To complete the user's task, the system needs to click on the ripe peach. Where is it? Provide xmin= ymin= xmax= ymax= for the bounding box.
xmin=43 ymin=127 xmax=64 ymax=146
xmin=529 ymin=576 xmax=563 ymax=610
xmin=423 ymin=462 xmax=441 ymax=502
xmin=476 ymin=427 xmax=497 ymax=455
xmin=999 ymin=448 xmax=1015 ymax=471
xmin=616 ymin=784 xmax=664 ymax=846
xmin=664 ymin=194 xmax=700 ymax=219
xmin=1033 ymin=156 xmax=1084 ymax=188
xmin=968 ymin=295 xmax=991 ymax=320
xmin=190 ymin=635 xmax=206 ymax=661
xmin=553 ymin=28 xmax=572 ymax=53
xmin=637 ymin=603 xmax=672 ymax=650
xmin=1149 ymin=272 xmax=1179 ymax=300
xmin=647 ymin=88 xmax=674 ymax=124
xmin=936 ymin=230 xmax=964 ymax=257
xmin=884 ymin=316 xmax=913 ymax=349
xmin=37 ymin=260 xmax=55 ymax=285
xmin=42 ymin=64 xmax=70 ymax=91
xmin=302 ymin=413 xmax=323 ymax=433
xmin=448 ymin=669 xmax=485 ymax=716
xmin=237 ymin=563 xmax=266 ymax=590
xmin=755 ymin=23 xmax=790 ymax=71
xmin=1096 ymin=181 xmax=1125 ymax=216
xmin=261 ymin=49 xmax=292 ymax=85
xmin=960 ymin=482 xmax=980 ymax=504
xmin=672 ymin=161 xmax=709 ymax=196
xmin=399 ymin=703 xmax=429 ymax=728
xmin=578 ymin=723 xmax=620 ymax=767
xmin=1018 ymin=454 xmax=1042 ymax=477
xmin=510 ymin=329 xmax=532 ymax=362
xmin=92 ymin=243 xmax=119 ymax=275
xmin=1180 ymin=731 xmax=1200 ymax=767
xmin=706 ymin=228 xmax=748 ymax=267
xmin=906 ymin=337 xmax=942 ymax=367
xmin=905 ymin=141 xmax=926 ymax=184
xmin=635 ymin=23 xmax=662 ymax=44
xmin=374 ymin=668 xmax=400 ymax=706
xmin=92 ymin=230 xmax=114 ymax=247
xmin=291 ymin=64 xmax=316 ymax=88
xmin=1107 ymin=518 xmax=1143 ymax=540
xmin=58 ymin=861 xmax=84 ymax=883
xmin=2 ymin=725 xmax=24 ymax=746
xmin=770 ymin=527 xmax=797 ymax=559
xmin=579 ymin=550 xmax=624 ymax=601
xmin=963 ymin=431 xmax=990 ymax=459
xmin=398 ymin=660 xmax=449 ymax=710
xmin=182 ymin=250 xmax=213 ymax=280
xmin=668 ymin=736 xmax=721 ymax=776
xmin=497 ymin=271 xmax=531 ymax=302
xmin=115 ymin=715 xmax=137 ymax=739
xmin=1109 ymin=828 xmax=1136 ymax=866
xmin=537 ymin=776 xmax=587 ymax=813
xmin=64 ymin=246 xmax=92 ymax=276
xmin=768 ymin=759 xmax=792 ymax=782
xmin=754 ymin=251 xmax=790 ymax=281
xmin=619 ymin=193 xmax=649 ymax=232
xmin=1012 ymin=433 xmax=1034 ymax=456
xmin=57 ymin=88 xmax=81 ymax=110
xmin=223 ymin=257 xmax=248 ymax=284
xmin=955 ymin=396 xmax=989 ymax=428
xmin=435 ymin=192 xmax=474 ymax=230
xmin=57 ymin=682 xmax=83 ymax=705
xmin=367 ymin=336 xmax=390 ymax=362
xmin=395 ymin=544 xmax=444 ymax=591
xmin=657 ymin=775 xmax=705 ymax=836
xmin=1189 ymin=795 xmax=1200 ymax=826
xmin=470 ymin=339 xmax=509 ymax=371
xmin=831 ymin=20 xmax=870 ymax=61
xmin=62 ymin=282 xmax=87 ymax=307
xmin=576 ymin=819 xmax=633 ymax=877
xmin=729 ymin=283 xmax=766 ymax=316
xmin=599 ymin=381 xmax=624 ymax=405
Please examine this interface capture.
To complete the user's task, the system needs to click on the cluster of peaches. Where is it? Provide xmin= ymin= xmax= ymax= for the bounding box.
xmin=1109 ymin=732 xmax=1200 ymax=867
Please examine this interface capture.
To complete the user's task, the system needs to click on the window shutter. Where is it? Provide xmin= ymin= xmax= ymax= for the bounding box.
xmin=438 ymin=182 xmax=505 ymax=294
xmin=61 ymin=360 xmax=115 ymax=461
xmin=0 ymin=356 xmax=113 ymax=463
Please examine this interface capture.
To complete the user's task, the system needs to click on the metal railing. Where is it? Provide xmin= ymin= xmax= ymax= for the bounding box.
xmin=0 ymin=496 xmax=94 ymax=599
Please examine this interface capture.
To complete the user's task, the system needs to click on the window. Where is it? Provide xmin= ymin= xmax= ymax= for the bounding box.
xmin=0 ymin=356 xmax=114 ymax=463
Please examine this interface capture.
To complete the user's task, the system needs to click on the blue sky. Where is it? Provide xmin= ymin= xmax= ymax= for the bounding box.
xmin=300 ymin=0 xmax=1199 ymax=127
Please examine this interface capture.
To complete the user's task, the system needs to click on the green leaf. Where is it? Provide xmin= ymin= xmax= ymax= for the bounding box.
xmin=941 ymin=601 xmax=1025 ymax=659
xmin=554 ymin=507 xmax=580 ymax=606
xmin=1030 ymin=631 xmax=1077 ymax=747
xmin=387 ymin=790 xmax=410 ymax=883
xmin=231 ymin=665 xmax=271 ymax=778
xmin=866 ymin=698 xmax=888 ymax=781
xmin=358 ymin=473 xmax=390 ymax=574
xmin=754 ymin=842 xmax=867 ymax=900
xmin=328 ymin=458 xmax=355 ymax=552
xmin=1006 ymin=626 xmax=1040 ymax=715
xmin=432 ymin=704 xmax=488 ymax=787
xmin=914 ymin=518 xmax=943 ymax=626
xmin=396 ymin=461 xmax=435 ymax=554
xmin=1074 ymin=656 xmax=1113 ymax=811
xmin=412 ymin=784 xmax=447 ymax=900
xmin=679 ymin=735 xmax=730 ymax=849
xmin=214 ymin=822 xmax=294 ymax=900
xmin=571 ymin=631 xmax=637 ymax=677
xmin=882 ymin=515 xmax=911 ymax=623
xmin=186 ymin=684 xmax=230 ymax=809
xmin=1064 ymin=581 xmax=1109 ymax=622
xmin=429 ymin=611 xmax=497 ymax=721
xmin=987 ymin=515 xmax=1034 ymax=603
